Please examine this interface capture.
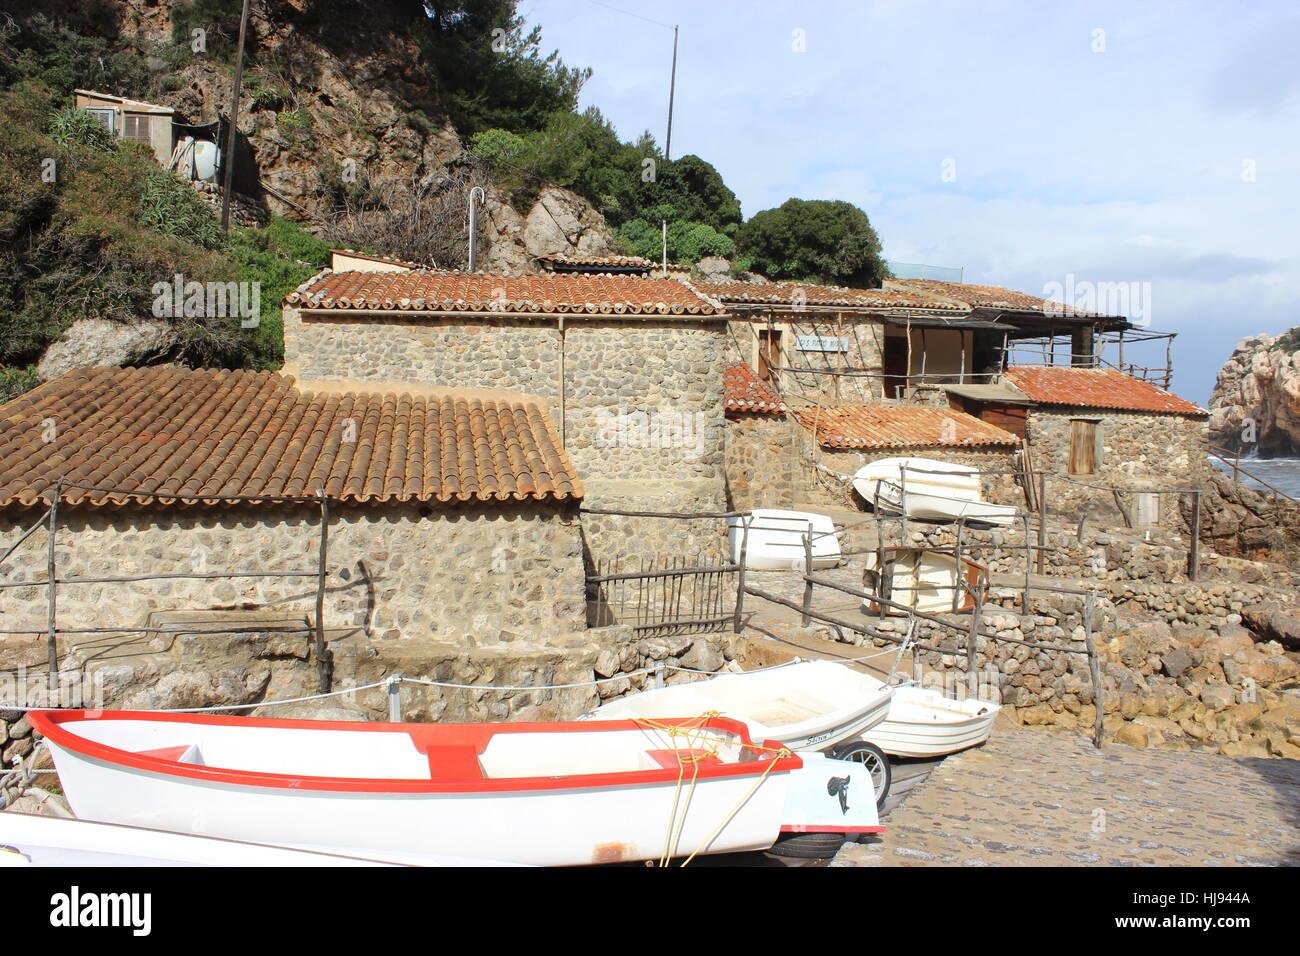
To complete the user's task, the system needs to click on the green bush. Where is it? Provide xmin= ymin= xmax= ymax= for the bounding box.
xmin=138 ymin=168 xmax=224 ymax=250
xmin=47 ymin=106 xmax=116 ymax=151
xmin=736 ymin=198 xmax=889 ymax=287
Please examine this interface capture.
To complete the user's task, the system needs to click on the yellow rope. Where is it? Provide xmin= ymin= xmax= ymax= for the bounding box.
xmin=631 ymin=713 xmax=793 ymax=867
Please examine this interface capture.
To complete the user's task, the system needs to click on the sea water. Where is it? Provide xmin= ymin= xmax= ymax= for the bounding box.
xmin=1209 ymin=457 xmax=1300 ymax=498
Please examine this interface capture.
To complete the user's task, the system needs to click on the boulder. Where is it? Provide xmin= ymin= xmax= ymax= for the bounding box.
xmin=1114 ymin=723 xmax=1156 ymax=748
xmin=1200 ymin=684 xmax=1236 ymax=710
xmin=37 ymin=319 xmax=179 ymax=381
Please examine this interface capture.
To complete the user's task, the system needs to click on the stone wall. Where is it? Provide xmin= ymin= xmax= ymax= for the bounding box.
xmin=1025 ymin=408 xmax=1209 ymax=529
xmin=0 ymin=500 xmax=586 ymax=649
xmin=283 ymin=307 xmax=730 ymax=563
xmin=726 ymin=315 xmax=887 ymax=403
xmin=725 ymin=414 xmax=802 ymax=511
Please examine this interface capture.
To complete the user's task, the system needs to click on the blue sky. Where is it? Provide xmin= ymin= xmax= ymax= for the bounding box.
xmin=521 ymin=0 xmax=1300 ymax=402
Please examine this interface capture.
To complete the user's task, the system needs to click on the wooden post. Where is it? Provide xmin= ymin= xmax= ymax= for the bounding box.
xmin=315 ymin=492 xmax=332 ymax=693
xmin=874 ymin=507 xmax=887 ymax=619
xmin=1187 ymin=490 xmax=1202 ymax=581
xmin=1021 ymin=512 xmax=1033 ymax=614
xmin=1036 ymin=471 xmax=1047 ymax=575
xmin=951 ymin=520 xmax=961 ymax=608
xmin=1076 ymin=504 xmax=1090 ymax=546
xmin=965 ymin=574 xmax=985 ymax=697
xmin=1083 ymin=590 xmax=1103 ymax=749
xmin=220 ymin=0 xmax=253 ymax=233
xmin=46 ymin=479 xmax=60 ymax=680
xmin=899 ymin=463 xmax=909 ymax=544
xmin=800 ymin=525 xmax=814 ymax=626
xmin=732 ymin=517 xmax=749 ymax=633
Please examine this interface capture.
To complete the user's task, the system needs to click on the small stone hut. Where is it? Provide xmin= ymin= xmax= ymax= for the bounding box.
xmin=0 ymin=366 xmax=586 ymax=649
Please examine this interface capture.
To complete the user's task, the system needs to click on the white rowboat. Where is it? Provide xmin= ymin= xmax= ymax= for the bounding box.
xmin=585 ymin=661 xmax=893 ymax=753
xmin=727 ymin=510 xmax=841 ymax=570
xmin=863 ymin=549 xmax=988 ymax=615
xmin=31 ymin=710 xmax=820 ymax=867
xmin=0 ymin=812 xmax=422 ymax=867
xmin=851 ymin=457 xmax=1018 ymax=526
xmin=863 ymin=685 xmax=1000 ymax=758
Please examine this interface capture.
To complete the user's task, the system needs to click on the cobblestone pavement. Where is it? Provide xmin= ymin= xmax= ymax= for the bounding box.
xmin=833 ymin=726 xmax=1300 ymax=867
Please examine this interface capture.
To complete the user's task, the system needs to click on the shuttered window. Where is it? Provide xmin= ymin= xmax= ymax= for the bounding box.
xmin=123 ymin=114 xmax=151 ymax=143
xmin=1068 ymin=419 xmax=1100 ymax=475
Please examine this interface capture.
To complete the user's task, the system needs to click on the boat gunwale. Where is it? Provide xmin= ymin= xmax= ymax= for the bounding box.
xmin=28 ymin=710 xmax=803 ymax=795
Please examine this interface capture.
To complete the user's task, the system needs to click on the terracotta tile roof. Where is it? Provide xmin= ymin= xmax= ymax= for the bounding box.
xmin=696 ymin=282 xmax=877 ymax=309
xmin=0 ymin=367 xmax=582 ymax=508
xmin=286 ymin=270 xmax=723 ymax=316
xmin=535 ymin=253 xmax=654 ymax=269
xmin=790 ymin=404 xmax=1021 ymax=449
xmin=887 ymin=279 xmax=1115 ymax=318
xmin=724 ymin=362 xmax=784 ymax=415
xmin=696 ymin=282 xmax=963 ymax=312
xmin=1002 ymin=367 xmax=1206 ymax=415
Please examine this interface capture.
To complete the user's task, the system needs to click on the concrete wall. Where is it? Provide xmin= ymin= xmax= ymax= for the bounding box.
xmin=0 ymin=500 xmax=586 ymax=648
xmin=1024 ymin=408 xmax=1209 ymax=528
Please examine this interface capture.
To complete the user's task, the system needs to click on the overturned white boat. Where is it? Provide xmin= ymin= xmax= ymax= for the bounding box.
xmin=863 ymin=685 xmax=1000 ymax=759
xmin=852 ymin=457 xmax=1017 ymax=526
xmin=586 ymin=660 xmax=893 ymax=753
xmin=29 ymin=709 xmax=877 ymax=866
xmin=863 ymin=549 xmax=988 ymax=615
xmin=727 ymin=509 xmax=841 ymax=570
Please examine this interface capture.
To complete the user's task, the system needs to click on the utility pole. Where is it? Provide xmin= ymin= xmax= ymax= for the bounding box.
xmin=220 ymin=0 xmax=252 ymax=233
xmin=664 ymin=24 xmax=678 ymax=160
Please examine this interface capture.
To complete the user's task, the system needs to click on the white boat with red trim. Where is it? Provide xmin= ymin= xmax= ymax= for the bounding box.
xmin=29 ymin=709 xmax=875 ymax=866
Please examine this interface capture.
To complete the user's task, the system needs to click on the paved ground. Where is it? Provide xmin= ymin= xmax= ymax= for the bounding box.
xmin=833 ymin=725 xmax=1300 ymax=867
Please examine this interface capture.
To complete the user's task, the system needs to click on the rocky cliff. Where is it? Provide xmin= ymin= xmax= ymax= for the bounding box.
xmin=1208 ymin=331 xmax=1300 ymax=456
xmin=55 ymin=1 xmax=617 ymax=271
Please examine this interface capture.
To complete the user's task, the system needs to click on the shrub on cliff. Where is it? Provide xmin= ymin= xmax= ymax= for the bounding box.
xmin=736 ymin=199 xmax=891 ymax=287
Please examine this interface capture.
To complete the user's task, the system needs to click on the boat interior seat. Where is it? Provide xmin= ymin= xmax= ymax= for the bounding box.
xmin=405 ymin=726 xmax=494 ymax=781
xmin=135 ymin=744 xmax=205 ymax=766
xmin=644 ymin=748 xmax=722 ymax=771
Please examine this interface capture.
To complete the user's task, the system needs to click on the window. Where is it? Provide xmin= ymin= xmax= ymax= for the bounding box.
xmin=86 ymin=108 xmax=116 ymax=135
xmin=123 ymin=114 xmax=151 ymax=143
xmin=1068 ymin=419 xmax=1101 ymax=475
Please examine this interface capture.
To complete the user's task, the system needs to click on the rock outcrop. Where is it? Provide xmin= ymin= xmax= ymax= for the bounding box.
xmin=1209 ymin=331 xmax=1300 ymax=455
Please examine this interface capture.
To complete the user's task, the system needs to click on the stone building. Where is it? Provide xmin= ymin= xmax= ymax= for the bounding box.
xmin=0 ymin=366 xmax=586 ymax=650
xmin=954 ymin=366 xmax=1209 ymax=527
xmin=282 ymin=269 xmax=731 ymax=561
xmin=723 ymin=361 xmax=1022 ymax=512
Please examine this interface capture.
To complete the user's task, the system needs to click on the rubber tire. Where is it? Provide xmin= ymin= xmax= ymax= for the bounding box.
xmin=829 ymin=740 xmax=892 ymax=810
xmin=764 ymin=830 xmax=849 ymax=860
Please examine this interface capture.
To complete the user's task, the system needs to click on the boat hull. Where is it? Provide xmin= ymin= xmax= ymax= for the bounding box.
xmin=851 ymin=457 xmax=1016 ymax=526
xmin=728 ymin=509 xmax=842 ymax=570
xmin=32 ymin=712 xmax=799 ymax=867
xmin=861 ymin=686 xmax=999 ymax=758
xmin=586 ymin=661 xmax=894 ymax=753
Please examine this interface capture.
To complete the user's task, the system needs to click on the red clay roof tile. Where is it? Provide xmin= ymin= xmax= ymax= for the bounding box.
xmin=0 ymin=368 xmax=582 ymax=508
xmin=790 ymin=404 xmax=1021 ymax=449
xmin=286 ymin=270 xmax=723 ymax=316
xmin=724 ymin=362 xmax=785 ymax=415
xmin=1002 ymin=367 xmax=1206 ymax=415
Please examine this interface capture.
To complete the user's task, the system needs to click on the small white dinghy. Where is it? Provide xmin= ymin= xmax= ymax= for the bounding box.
xmin=852 ymin=457 xmax=1017 ymax=526
xmin=863 ymin=685 xmax=1000 ymax=759
xmin=863 ymin=549 xmax=988 ymax=615
xmin=585 ymin=660 xmax=893 ymax=753
xmin=30 ymin=710 xmax=872 ymax=866
xmin=727 ymin=510 xmax=841 ymax=570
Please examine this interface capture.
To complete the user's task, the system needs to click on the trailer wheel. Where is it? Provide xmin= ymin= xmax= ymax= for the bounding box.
xmin=763 ymin=830 xmax=848 ymax=860
xmin=829 ymin=740 xmax=891 ymax=809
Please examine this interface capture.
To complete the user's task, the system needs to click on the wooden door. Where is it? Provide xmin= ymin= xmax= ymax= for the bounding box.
xmin=883 ymin=337 xmax=908 ymax=399
xmin=758 ymin=329 xmax=782 ymax=384
xmin=1069 ymin=420 xmax=1098 ymax=474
